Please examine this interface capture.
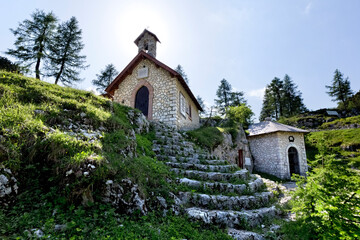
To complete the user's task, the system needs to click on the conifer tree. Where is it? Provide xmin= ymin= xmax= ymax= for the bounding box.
xmin=260 ymin=75 xmax=307 ymax=121
xmin=326 ymin=69 xmax=353 ymax=109
xmin=175 ymin=64 xmax=189 ymax=84
xmin=215 ymin=78 xmax=245 ymax=115
xmin=46 ymin=17 xmax=87 ymax=85
xmin=196 ymin=95 xmax=206 ymax=115
xmin=92 ymin=64 xmax=119 ymax=93
xmin=6 ymin=10 xmax=57 ymax=79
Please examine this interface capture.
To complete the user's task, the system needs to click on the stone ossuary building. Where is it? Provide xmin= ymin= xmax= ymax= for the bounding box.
xmin=105 ymin=29 xmax=203 ymax=130
xmin=248 ymin=120 xmax=308 ymax=179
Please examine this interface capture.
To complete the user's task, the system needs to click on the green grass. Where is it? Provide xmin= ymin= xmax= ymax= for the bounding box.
xmin=0 ymin=187 xmax=231 ymax=240
xmin=186 ymin=126 xmax=224 ymax=150
xmin=0 ymin=71 xmax=234 ymax=239
xmin=319 ymin=115 xmax=360 ymax=129
xmin=305 ymin=128 xmax=360 ymax=167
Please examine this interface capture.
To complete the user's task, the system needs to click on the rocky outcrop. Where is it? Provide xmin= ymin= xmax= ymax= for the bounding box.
xmin=212 ymin=127 xmax=253 ymax=172
xmin=127 ymin=109 xmax=149 ymax=134
xmin=102 ymin=178 xmax=148 ymax=215
xmin=0 ymin=165 xmax=18 ymax=206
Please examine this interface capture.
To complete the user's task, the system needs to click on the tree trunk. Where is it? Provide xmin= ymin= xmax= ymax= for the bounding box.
xmin=54 ymin=61 xmax=65 ymax=85
xmin=35 ymin=56 xmax=41 ymax=80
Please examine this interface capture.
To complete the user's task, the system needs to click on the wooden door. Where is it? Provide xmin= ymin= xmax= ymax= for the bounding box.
xmin=135 ymin=86 xmax=149 ymax=117
xmin=238 ymin=150 xmax=244 ymax=168
xmin=288 ymin=147 xmax=300 ymax=175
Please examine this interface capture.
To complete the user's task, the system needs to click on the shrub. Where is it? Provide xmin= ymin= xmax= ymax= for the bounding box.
xmin=290 ymin=154 xmax=360 ymax=239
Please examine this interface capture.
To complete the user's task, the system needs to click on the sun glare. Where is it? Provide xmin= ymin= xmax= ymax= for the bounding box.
xmin=114 ymin=3 xmax=169 ymax=58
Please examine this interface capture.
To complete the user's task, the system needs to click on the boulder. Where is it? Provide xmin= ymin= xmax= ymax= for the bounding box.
xmin=0 ymin=166 xmax=18 ymax=206
xmin=103 ymin=179 xmax=148 ymax=215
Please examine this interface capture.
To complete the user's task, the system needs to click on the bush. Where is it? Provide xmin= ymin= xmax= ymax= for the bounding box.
xmin=290 ymin=154 xmax=360 ymax=239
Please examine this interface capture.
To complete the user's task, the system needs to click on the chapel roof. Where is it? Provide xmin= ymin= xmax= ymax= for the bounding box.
xmin=105 ymin=51 xmax=203 ymax=111
xmin=134 ymin=29 xmax=161 ymax=45
xmin=248 ymin=121 xmax=309 ymax=136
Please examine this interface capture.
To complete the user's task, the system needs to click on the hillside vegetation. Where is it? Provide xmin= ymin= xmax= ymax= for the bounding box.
xmin=0 ymin=71 xmax=229 ymax=239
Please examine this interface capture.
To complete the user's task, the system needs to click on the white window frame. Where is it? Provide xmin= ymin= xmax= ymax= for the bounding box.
xmin=179 ymin=92 xmax=186 ymax=117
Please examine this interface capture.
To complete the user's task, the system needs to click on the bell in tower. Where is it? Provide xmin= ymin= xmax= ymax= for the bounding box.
xmin=134 ymin=29 xmax=160 ymax=58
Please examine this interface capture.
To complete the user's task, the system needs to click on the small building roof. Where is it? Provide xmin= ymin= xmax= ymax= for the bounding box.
xmin=134 ymin=29 xmax=161 ymax=45
xmin=326 ymin=110 xmax=339 ymax=116
xmin=105 ymin=51 xmax=203 ymax=111
xmin=248 ymin=121 xmax=309 ymax=136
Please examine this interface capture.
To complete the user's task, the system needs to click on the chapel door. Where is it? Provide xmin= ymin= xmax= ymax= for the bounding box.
xmin=288 ymin=147 xmax=300 ymax=175
xmin=238 ymin=150 xmax=244 ymax=168
xmin=135 ymin=86 xmax=149 ymax=117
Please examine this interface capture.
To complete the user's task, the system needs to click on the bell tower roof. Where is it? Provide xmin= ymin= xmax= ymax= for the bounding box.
xmin=134 ymin=29 xmax=160 ymax=58
xmin=134 ymin=29 xmax=161 ymax=45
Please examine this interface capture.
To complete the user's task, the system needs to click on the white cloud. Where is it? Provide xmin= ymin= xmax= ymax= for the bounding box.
xmin=304 ymin=2 xmax=312 ymax=15
xmin=247 ymin=87 xmax=265 ymax=99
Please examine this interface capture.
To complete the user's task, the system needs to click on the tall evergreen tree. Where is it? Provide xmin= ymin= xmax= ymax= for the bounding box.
xmin=260 ymin=88 xmax=275 ymax=120
xmin=46 ymin=17 xmax=87 ymax=85
xmin=326 ymin=69 xmax=353 ymax=109
xmin=282 ymin=74 xmax=307 ymax=116
xmin=92 ymin=64 xmax=119 ymax=93
xmin=6 ymin=10 xmax=57 ymax=79
xmin=260 ymin=75 xmax=307 ymax=121
xmin=175 ymin=64 xmax=189 ymax=84
xmin=215 ymin=78 xmax=245 ymax=115
xmin=196 ymin=95 xmax=206 ymax=116
xmin=0 ymin=56 xmax=20 ymax=72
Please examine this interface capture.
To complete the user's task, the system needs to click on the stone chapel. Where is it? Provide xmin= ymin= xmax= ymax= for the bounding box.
xmin=248 ymin=120 xmax=309 ymax=179
xmin=105 ymin=29 xmax=203 ymax=130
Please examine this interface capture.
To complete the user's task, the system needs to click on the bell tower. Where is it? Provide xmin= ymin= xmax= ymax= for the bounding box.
xmin=134 ymin=29 xmax=160 ymax=58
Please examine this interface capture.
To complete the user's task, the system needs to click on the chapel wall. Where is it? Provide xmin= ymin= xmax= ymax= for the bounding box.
xmin=113 ymin=59 xmax=178 ymax=127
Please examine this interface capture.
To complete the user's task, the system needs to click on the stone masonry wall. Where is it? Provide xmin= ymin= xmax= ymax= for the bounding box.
xmin=249 ymin=133 xmax=281 ymax=178
xmin=277 ymin=132 xmax=308 ymax=178
xmin=113 ymin=59 xmax=177 ymax=127
xmin=248 ymin=132 xmax=308 ymax=179
xmin=175 ymin=80 xmax=200 ymax=130
xmin=137 ymin=32 xmax=157 ymax=58
xmin=113 ymin=59 xmax=200 ymax=130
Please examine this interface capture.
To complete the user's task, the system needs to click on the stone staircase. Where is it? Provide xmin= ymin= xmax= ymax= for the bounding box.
xmin=152 ymin=122 xmax=280 ymax=239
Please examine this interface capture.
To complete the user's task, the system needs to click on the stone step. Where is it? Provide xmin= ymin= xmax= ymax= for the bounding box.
xmin=178 ymin=177 xmax=264 ymax=195
xmin=165 ymin=162 xmax=237 ymax=173
xmin=171 ymin=168 xmax=249 ymax=182
xmin=228 ymin=229 xmax=264 ymax=240
xmin=178 ymin=191 xmax=274 ymax=211
xmin=185 ymin=206 xmax=278 ymax=229
xmin=203 ymin=160 xmax=229 ymax=165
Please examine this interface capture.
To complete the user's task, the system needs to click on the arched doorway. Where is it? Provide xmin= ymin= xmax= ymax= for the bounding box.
xmin=135 ymin=86 xmax=149 ymax=117
xmin=288 ymin=147 xmax=300 ymax=175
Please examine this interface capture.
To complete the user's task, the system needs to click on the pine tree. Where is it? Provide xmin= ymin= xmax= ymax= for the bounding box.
xmin=260 ymin=88 xmax=276 ymax=121
xmin=282 ymin=74 xmax=307 ymax=117
xmin=196 ymin=95 xmax=206 ymax=116
xmin=92 ymin=64 xmax=119 ymax=93
xmin=326 ymin=69 xmax=353 ymax=109
xmin=46 ymin=17 xmax=87 ymax=85
xmin=260 ymin=75 xmax=307 ymax=121
xmin=175 ymin=64 xmax=189 ymax=84
xmin=215 ymin=78 xmax=245 ymax=115
xmin=0 ymin=56 xmax=20 ymax=72
xmin=6 ymin=10 xmax=57 ymax=79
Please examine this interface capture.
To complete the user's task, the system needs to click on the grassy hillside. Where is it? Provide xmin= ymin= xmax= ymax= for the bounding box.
xmin=306 ymin=128 xmax=360 ymax=168
xmin=0 ymin=71 xmax=230 ymax=239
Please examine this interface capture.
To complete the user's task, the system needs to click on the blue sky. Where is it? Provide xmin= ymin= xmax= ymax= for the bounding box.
xmin=1 ymin=0 xmax=360 ymax=121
